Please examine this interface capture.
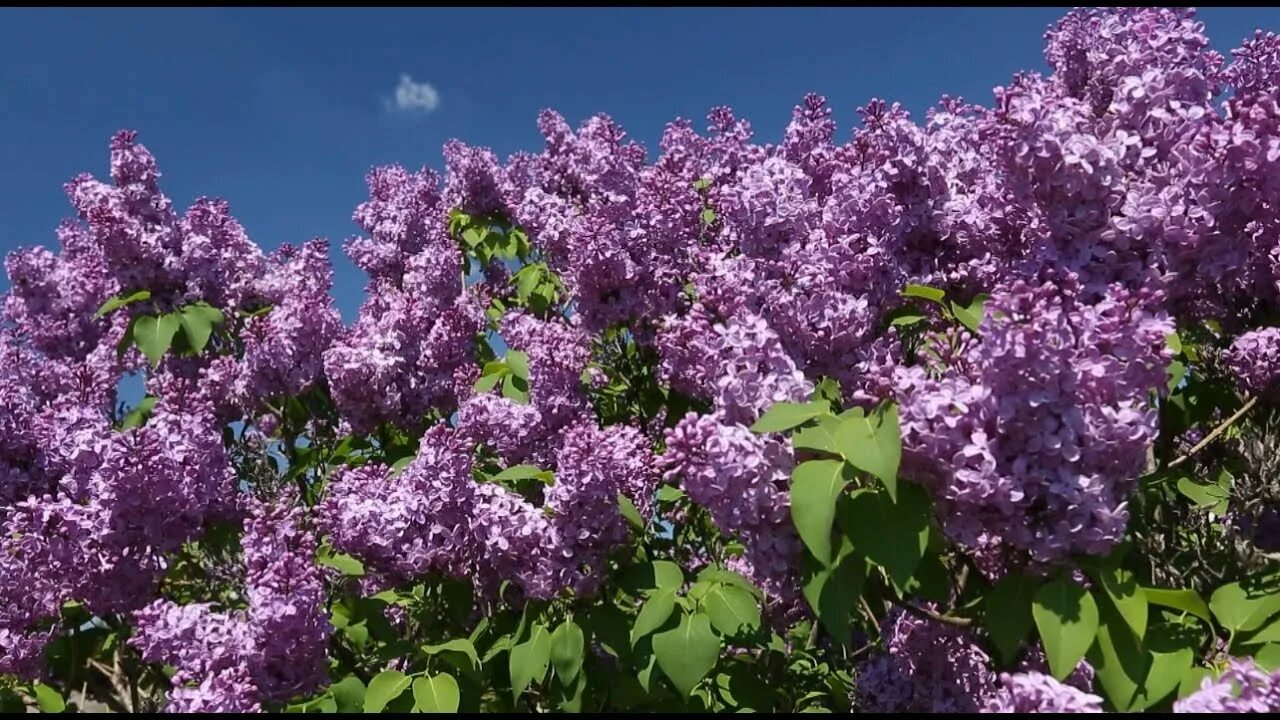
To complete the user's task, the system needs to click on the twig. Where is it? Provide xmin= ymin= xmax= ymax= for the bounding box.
xmin=1168 ymin=396 xmax=1259 ymax=469
xmin=887 ymin=596 xmax=974 ymax=628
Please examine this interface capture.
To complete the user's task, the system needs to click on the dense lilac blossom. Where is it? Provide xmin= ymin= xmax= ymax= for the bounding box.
xmin=324 ymin=164 xmax=482 ymax=432
xmin=982 ymin=671 xmax=1105 ymax=713
xmin=854 ymin=609 xmax=1096 ymax=713
xmin=7 ymin=4 xmax=1280 ymax=712
xmin=892 ymin=278 xmax=1173 ymax=565
xmin=131 ymin=500 xmax=328 ymax=712
xmin=662 ymin=413 xmax=801 ymax=605
xmin=316 ymin=424 xmax=477 ymax=583
xmin=0 ymin=399 xmax=235 ymax=676
xmin=1223 ymin=328 xmax=1280 ymax=396
xmin=319 ymin=418 xmax=657 ymax=602
xmin=1174 ymin=657 xmax=1280 ymax=713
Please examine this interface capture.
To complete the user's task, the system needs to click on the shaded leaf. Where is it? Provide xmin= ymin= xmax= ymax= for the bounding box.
xmin=790 ymin=459 xmax=851 ymax=564
xmin=1032 ymin=577 xmax=1099 ymax=681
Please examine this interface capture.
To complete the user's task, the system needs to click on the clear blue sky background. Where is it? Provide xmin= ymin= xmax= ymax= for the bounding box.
xmin=2 ymin=7 xmax=1277 ymax=322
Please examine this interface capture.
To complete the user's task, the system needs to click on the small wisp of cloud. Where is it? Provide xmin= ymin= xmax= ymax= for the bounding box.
xmin=385 ymin=73 xmax=440 ymax=114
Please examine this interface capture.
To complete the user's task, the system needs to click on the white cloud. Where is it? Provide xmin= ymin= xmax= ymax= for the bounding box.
xmin=389 ymin=73 xmax=440 ymax=114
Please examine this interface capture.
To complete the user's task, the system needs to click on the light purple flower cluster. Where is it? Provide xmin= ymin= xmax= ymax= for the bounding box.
xmin=317 ymin=420 xmax=657 ymax=601
xmin=982 ymin=671 xmax=1105 ymax=713
xmin=322 ymin=165 xmax=485 ymax=432
xmin=131 ymin=500 xmax=329 ymax=713
xmin=662 ymin=413 xmax=801 ymax=604
xmin=854 ymin=609 xmax=1096 ymax=713
xmin=0 ymin=398 xmax=234 ymax=677
xmin=1174 ymin=657 xmax=1280 ymax=713
xmin=1223 ymin=328 xmax=1280 ymax=396
xmin=892 ymin=278 xmax=1174 ymax=565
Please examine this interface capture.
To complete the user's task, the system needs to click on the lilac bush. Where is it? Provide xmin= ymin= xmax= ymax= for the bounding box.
xmin=3 ymin=5 xmax=1280 ymax=714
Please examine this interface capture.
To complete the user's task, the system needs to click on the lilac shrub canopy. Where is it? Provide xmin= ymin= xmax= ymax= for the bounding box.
xmin=4 ymin=5 xmax=1280 ymax=714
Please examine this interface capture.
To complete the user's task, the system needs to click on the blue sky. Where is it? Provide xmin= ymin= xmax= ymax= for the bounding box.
xmin=2 ymin=7 xmax=1277 ymax=321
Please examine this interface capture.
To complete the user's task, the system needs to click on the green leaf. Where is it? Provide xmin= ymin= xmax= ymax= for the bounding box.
xmin=586 ymin=605 xmax=631 ymax=661
xmin=1144 ymin=587 xmax=1211 ymax=625
xmin=364 ymin=670 xmax=411 ymax=713
xmin=889 ymin=312 xmax=927 ymax=327
xmin=702 ymin=584 xmax=762 ymax=637
xmin=1177 ymin=476 xmax=1229 ymax=514
xmin=388 ymin=455 xmax=414 ymax=477
xmin=1096 ymin=564 xmax=1148 ymax=641
xmin=421 ymin=638 xmax=480 ymax=673
xmin=901 ymin=284 xmax=946 ymax=304
xmin=317 ymin=545 xmax=365 ymax=577
xmin=515 ymin=265 xmax=543 ymax=302
xmin=1143 ymin=623 xmax=1196 ymax=709
xmin=751 ymin=401 xmax=829 ymax=434
xmin=701 ymin=207 xmax=716 ymax=225
xmin=494 ymin=464 xmax=547 ymax=482
xmin=179 ymin=302 xmax=225 ymax=354
xmin=1091 ymin=607 xmax=1196 ymax=711
xmin=95 ymin=289 xmax=151 ymax=318
xmin=1167 ymin=359 xmax=1187 ymax=394
xmin=985 ymin=573 xmax=1037 ymax=665
xmin=1089 ymin=601 xmax=1149 ymax=711
xmin=133 ymin=313 xmax=181 ymax=368
xmin=331 ymin=676 xmax=366 ymax=714
xmin=833 ymin=405 xmax=901 ymax=499
xmin=619 ymin=494 xmax=645 ymax=532
xmin=33 ymin=684 xmax=64 ymax=714
xmin=550 ymin=619 xmax=585 ymax=683
xmin=1243 ymin=617 xmax=1280 ymax=645
xmin=509 ymin=623 xmax=552 ymax=699
xmin=1178 ymin=665 xmax=1210 ymax=699
xmin=843 ymin=483 xmax=930 ymax=588
xmin=632 ymin=588 xmax=677 ymax=646
xmin=412 ymin=673 xmax=459 ymax=713
xmin=0 ymin=688 xmax=25 ymax=714
xmin=656 ymin=485 xmax=686 ymax=503
xmin=622 ymin=560 xmax=685 ymax=594
xmin=1255 ymin=643 xmax=1280 ymax=671
xmin=1210 ymin=579 xmax=1280 ymax=632
xmin=652 ymin=611 xmax=722 ymax=698
xmin=473 ymin=372 xmax=503 ymax=394
xmin=506 ymin=350 xmax=530 ymax=381
xmin=789 ymin=459 xmax=851 ymax=564
xmin=791 ymin=415 xmax=842 ymax=457
xmin=801 ymin=541 xmax=865 ymax=645
xmin=119 ymin=395 xmax=157 ymax=430
xmin=696 ymin=567 xmax=763 ymax=600
xmin=950 ymin=294 xmax=988 ymax=333
xmin=1032 ymin=577 xmax=1099 ymax=681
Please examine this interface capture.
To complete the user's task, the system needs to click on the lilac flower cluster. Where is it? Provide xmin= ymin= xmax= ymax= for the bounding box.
xmin=0 ymin=398 xmax=234 ymax=677
xmin=853 ymin=609 xmax=1096 ymax=713
xmin=317 ymin=419 xmax=657 ymax=601
xmin=131 ymin=500 xmax=328 ymax=713
xmin=982 ymin=671 xmax=1105 ymax=713
xmin=322 ymin=165 xmax=485 ymax=433
xmin=0 ymin=132 xmax=340 ymax=676
xmin=893 ymin=278 xmax=1174 ymax=565
xmin=4 ymin=4 xmax=1280 ymax=712
xmin=1174 ymin=657 xmax=1280 ymax=713
xmin=1223 ymin=328 xmax=1280 ymax=397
